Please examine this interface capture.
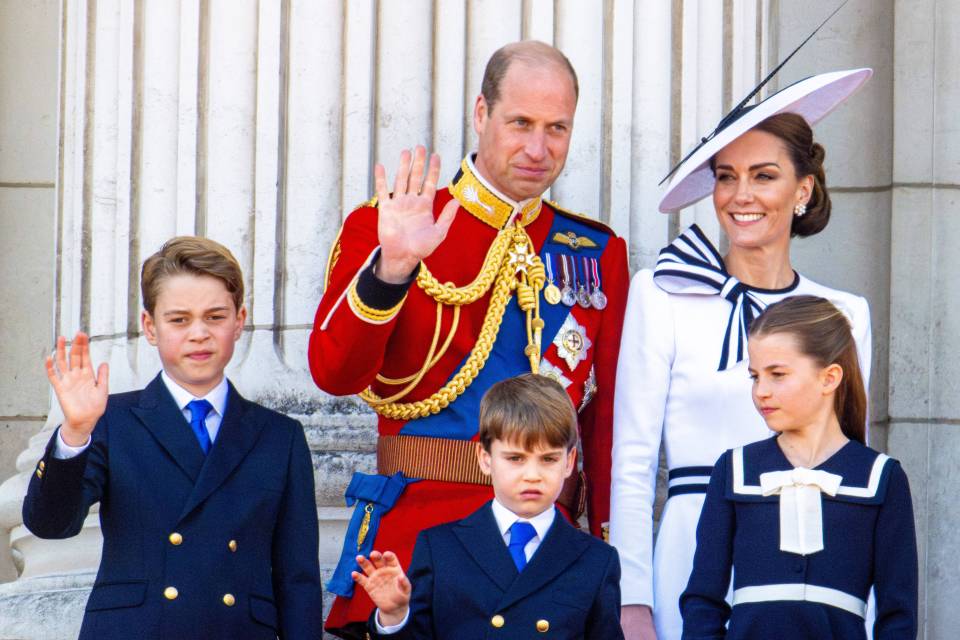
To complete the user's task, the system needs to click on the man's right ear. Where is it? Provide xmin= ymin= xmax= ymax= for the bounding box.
xmin=475 ymin=442 xmax=492 ymax=477
xmin=473 ymin=94 xmax=488 ymax=136
xmin=141 ymin=310 xmax=158 ymax=346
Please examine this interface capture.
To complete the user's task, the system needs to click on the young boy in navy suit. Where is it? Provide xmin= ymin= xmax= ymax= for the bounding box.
xmin=22 ymin=236 xmax=323 ymax=639
xmin=353 ymin=373 xmax=623 ymax=639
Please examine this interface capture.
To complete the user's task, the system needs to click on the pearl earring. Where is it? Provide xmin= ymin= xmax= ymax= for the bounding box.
xmin=794 ymin=202 xmax=807 ymax=217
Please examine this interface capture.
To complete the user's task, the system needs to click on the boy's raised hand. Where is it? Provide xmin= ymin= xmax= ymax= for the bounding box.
xmin=46 ymin=332 xmax=109 ymax=446
xmin=352 ymin=550 xmax=412 ymax=627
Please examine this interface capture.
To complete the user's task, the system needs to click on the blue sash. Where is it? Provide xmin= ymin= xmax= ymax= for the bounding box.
xmin=327 ymin=472 xmax=415 ymax=597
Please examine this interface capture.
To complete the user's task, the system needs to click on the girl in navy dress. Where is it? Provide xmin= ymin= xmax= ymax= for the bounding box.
xmin=681 ymin=296 xmax=917 ymax=639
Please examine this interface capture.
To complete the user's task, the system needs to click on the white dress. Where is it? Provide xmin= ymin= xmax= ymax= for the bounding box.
xmin=609 ymin=227 xmax=872 ymax=640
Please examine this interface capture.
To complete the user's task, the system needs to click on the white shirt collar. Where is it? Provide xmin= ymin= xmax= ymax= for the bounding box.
xmin=490 ymin=498 xmax=556 ymax=542
xmin=160 ymin=370 xmax=229 ymax=418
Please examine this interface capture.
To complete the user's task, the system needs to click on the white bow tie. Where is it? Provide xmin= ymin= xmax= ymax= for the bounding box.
xmin=760 ymin=467 xmax=843 ymax=555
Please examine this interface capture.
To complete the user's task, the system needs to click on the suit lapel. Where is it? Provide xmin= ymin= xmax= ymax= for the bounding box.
xmin=131 ymin=374 xmax=205 ymax=483
xmin=497 ymin=513 xmax=590 ymax=611
xmin=452 ymin=503 xmax=519 ymax=593
xmin=177 ymin=382 xmax=265 ymax=522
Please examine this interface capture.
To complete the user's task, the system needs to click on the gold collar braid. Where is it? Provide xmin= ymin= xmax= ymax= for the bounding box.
xmin=359 ymin=221 xmax=546 ymax=420
xmin=448 ymin=156 xmax=541 ymax=229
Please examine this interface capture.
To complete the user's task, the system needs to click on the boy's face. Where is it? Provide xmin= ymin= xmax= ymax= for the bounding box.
xmin=476 ymin=437 xmax=576 ymax=520
xmin=142 ymin=273 xmax=246 ymax=398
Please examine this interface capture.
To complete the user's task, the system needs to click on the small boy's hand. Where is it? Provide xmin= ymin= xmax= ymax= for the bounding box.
xmin=46 ymin=333 xmax=109 ymax=446
xmin=352 ymin=550 xmax=411 ymax=626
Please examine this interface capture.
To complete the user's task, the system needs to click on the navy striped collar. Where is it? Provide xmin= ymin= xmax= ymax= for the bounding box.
xmin=653 ymin=224 xmax=798 ymax=370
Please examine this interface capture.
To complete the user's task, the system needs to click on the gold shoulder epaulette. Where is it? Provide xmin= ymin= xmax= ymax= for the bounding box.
xmin=546 ymin=200 xmax=617 ymax=237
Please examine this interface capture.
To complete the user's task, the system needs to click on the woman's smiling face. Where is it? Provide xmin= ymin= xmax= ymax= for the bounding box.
xmin=711 ymin=129 xmax=812 ymax=252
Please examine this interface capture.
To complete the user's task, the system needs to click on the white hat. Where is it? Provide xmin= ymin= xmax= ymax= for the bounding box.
xmin=658 ymin=68 xmax=872 ymax=213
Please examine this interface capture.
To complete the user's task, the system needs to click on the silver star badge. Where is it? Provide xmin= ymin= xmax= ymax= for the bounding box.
xmin=553 ymin=314 xmax=592 ymax=371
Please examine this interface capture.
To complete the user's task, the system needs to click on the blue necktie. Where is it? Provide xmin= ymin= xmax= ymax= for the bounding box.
xmin=187 ymin=399 xmax=213 ymax=455
xmin=508 ymin=521 xmax=538 ymax=572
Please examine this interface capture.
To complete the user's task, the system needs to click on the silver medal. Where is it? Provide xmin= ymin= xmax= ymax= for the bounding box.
xmin=577 ymin=285 xmax=591 ymax=309
xmin=590 ymin=289 xmax=608 ymax=310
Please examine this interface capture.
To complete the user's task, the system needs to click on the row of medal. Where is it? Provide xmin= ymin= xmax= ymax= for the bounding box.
xmin=542 ymin=253 xmax=608 ymax=310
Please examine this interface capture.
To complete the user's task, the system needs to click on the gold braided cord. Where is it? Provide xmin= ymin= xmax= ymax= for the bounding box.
xmin=376 ymin=304 xmax=460 ymax=386
xmin=359 ymin=258 xmax=514 ymax=419
xmin=415 ymin=228 xmax=513 ymax=305
xmin=360 ymin=222 xmax=543 ymax=420
xmin=370 ymin=224 xmax=508 ymax=390
xmin=363 ymin=303 xmax=444 ymax=405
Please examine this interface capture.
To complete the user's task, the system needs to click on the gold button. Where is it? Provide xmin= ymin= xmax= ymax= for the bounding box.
xmin=228 ymin=539 xmax=237 ymax=552
xmin=163 ymin=586 xmax=178 ymax=600
xmin=537 ymin=619 xmax=550 ymax=632
xmin=222 ymin=593 xmax=235 ymax=607
xmin=491 ymin=614 xmax=504 ymax=628
xmin=38 ymin=461 xmax=45 ymax=471
xmin=168 ymin=532 xmax=183 ymax=546
xmin=35 ymin=469 xmax=43 ymax=479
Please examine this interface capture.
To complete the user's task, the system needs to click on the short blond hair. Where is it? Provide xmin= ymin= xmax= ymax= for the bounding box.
xmin=140 ymin=236 xmax=244 ymax=314
xmin=479 ymin=374 xmax=578 ymax=452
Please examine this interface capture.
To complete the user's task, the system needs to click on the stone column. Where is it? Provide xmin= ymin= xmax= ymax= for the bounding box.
xmin=0 ymin=0 xmax=60 ymax=589
xmin=886 ymin=2 xmax=960 ymax=638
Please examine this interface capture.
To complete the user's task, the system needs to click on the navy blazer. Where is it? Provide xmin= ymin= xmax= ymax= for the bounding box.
xmin=22 ymin=374 xmax=323 ymax=640
xmin=369 ymin=501 xmax=623 ymax=639
xmin=681 ymin=438 xmax=917 ymax=640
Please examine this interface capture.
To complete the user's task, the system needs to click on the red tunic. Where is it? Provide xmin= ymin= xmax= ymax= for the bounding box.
xmin=309 ymin=158 xmax=628 ymax=636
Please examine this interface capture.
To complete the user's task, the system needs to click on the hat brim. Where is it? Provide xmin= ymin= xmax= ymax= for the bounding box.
xmin=658 ymin=68 xmax=873 ymax=213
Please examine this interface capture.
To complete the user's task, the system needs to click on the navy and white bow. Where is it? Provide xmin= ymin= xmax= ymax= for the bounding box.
xmin=653 ymin=224 xmax=766 ymax=371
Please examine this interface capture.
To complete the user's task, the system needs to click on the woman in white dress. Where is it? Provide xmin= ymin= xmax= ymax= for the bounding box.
xmin=610 ymin=69 xmax=875 ymax=640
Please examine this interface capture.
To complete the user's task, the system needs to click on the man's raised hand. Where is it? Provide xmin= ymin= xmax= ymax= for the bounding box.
xmin=352 ymin=550 xmax=412 ymax=627
xmin=45 ymin=332 xmax=108 ymax=447
xmin=374 ymin=146 xmax=459 ymax=284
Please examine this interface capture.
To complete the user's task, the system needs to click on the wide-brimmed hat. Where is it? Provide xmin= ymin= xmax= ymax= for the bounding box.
xmin=657 ymin=68 xmax=872 ymax=213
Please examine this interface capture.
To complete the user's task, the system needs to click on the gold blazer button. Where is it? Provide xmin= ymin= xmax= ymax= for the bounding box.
xmin=168 ymin=532 xmax=183 ymax=545
xmin=228 ymin=539 xmax=237 ymax=552
xmin=491 ymin=614 xmax=505 ymax=628
xmin=537 ymin=619 xmax=550 ymax=632
xmin=163 ymin=586 xmax=178 ymax=600
xmin=222 ymin=593 xmax=236 ymax=607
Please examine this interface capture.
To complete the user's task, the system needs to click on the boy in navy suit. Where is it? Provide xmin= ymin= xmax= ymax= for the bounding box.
xmin=353 ymin=374 xmax=623 ymax=639
xmin=22 ymin=236 xmax=323 ymax=639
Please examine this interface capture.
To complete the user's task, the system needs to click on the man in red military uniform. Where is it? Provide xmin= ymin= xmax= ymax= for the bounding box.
xmin=310 ymin=40 xmax=629 ymax=639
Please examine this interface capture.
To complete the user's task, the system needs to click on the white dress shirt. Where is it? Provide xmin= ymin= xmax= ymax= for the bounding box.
xmin=376 ymin=499 xmax=556 ymax=634
xmin=53 ymin=372 xmax=230 ymax=459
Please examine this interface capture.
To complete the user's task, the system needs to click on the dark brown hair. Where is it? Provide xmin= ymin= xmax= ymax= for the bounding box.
xmin=140 ymin=236 xmax=244 ymax=314
xmin=479 ymin=374 xmax=579 ymax=452
xmin=711 ymin=112 xmax=831 ymax=237
xmin=749 ymin=295 xmax=866 ymax=444
xmin=481 ymin=40 xmax=579 ymax=112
